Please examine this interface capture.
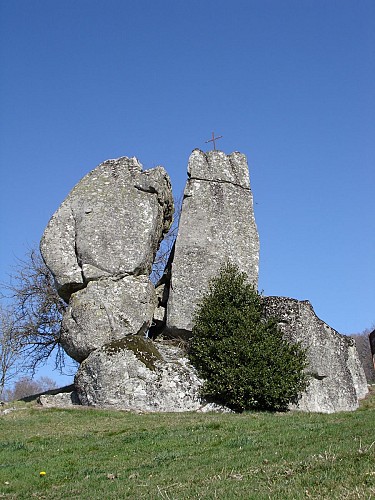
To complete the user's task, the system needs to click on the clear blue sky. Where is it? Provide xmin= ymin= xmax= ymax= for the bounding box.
xmin=1 ymin=1 xmax=374 ymax=384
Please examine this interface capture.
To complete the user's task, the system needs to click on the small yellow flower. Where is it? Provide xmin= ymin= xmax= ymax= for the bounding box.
xmin=39 ymin=471 xmax=46 ymax=477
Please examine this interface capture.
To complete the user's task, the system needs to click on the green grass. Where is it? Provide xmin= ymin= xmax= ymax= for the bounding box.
xmin=0 ymin=388 xmax=374 ymax=499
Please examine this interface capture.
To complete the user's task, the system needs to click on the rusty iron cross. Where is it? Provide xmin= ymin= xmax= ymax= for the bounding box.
xmin=205 ymin=131 xmax=223 ymax=150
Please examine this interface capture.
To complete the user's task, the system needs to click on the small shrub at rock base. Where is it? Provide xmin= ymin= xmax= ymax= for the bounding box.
xmin=188 ymin=263 xmax=308 ymax=412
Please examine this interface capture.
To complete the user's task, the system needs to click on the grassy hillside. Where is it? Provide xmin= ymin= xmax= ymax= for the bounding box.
xmin=1 ymin=388 xmax=374 ymax=499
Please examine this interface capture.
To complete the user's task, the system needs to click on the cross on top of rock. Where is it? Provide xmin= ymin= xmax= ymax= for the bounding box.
xmin=205 ymin=132 xmax=223 ymax=150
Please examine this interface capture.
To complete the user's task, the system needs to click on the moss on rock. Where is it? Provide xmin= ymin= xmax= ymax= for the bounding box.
xmin=103 ymin=336 xmax=162 ymax=370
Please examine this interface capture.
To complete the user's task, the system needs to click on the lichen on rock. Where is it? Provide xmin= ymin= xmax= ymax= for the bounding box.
xmin=262 ymin=296 xmax=368 ymax=413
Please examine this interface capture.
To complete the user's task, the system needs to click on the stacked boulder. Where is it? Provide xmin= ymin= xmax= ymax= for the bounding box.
xmin=41 ymin=156 xmax=173 ymax=356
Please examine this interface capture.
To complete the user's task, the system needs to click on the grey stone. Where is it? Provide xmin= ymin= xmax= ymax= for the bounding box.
xmin=165 ymin=149 xmax=259 ymax=336
xmin=0 ymin=407 xmax=27 ymax=416
xmin=75 ymin=338 xmax=229 ymax=412
xmin=346 ymin=341 xmax=369 ymax=400
xmin=187 ymin=149 xmax=251 ymax=187
xmin=353 ymin=333 xmax=375 ymax=383
xmin=40 ymin=156 xmax=173 ymax=302
xmin=61 ymin=275 xmax=157 ymax=362
xmin=37 ymin=392 xmax=80 ymax=408
xmin=263 ymin=296 xmax=368 ymax=413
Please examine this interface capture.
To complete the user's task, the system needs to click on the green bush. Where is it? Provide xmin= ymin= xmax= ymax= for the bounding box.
xmin=188 ymin=263 xmax=308 ymax=412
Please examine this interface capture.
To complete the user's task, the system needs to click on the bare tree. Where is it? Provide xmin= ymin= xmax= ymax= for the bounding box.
xmin=352 ymin=325 xmax=375 ymax=384
xmin=3 ymin=375 xmax=57 ymax=401
xmin=1 ymin=248 xmax=67 ymax=376
xmin=0 ymin=193 xmax=183 ymax=381
xmin=0 ymin=306 xmax=23 ymax=398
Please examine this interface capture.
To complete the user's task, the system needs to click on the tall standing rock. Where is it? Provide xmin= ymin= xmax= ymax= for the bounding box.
xmin=165 ymin=149 xmax=259 ymax=336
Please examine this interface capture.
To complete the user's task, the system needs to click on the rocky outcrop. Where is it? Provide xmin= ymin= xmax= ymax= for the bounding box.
xmin=75 ymin=338 xmax=229 ymax=412
xmin=60 ymin=276 xmax=157 ymax=362
xmin=41 ymin=156 xmax=173 ymax=302
xmin=263 ymin=297 xmax=368 ymax=413
xmin=40 ymin=150 xmax=367 ymax=415
xmin=164 ymin=150 xmax=259 ymax=336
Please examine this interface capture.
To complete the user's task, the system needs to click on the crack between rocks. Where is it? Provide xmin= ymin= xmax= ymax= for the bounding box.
xmin=188 ymin=176 xmax=250 ymax=192
xmin=71 ymin=206 xmax=84 ymax=283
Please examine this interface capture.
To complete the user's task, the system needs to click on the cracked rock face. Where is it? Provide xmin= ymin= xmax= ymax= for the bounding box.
xmin=263 ymin=296 xmax=368 ymax=413
xmin=165 ymin=149 xmax=259 ymax=336
xmin=60 ymin=276 xmax=157 ymax=362
xmin=40 ymin=156 xmax=173 ymax=302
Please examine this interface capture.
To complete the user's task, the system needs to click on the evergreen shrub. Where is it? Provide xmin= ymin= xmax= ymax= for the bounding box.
xmin=188 ymin=263 xmax=308 ymax=412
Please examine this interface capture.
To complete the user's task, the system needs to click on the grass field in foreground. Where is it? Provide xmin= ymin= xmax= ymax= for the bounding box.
xmin=0 ymin=388 xmax=374 ymax=499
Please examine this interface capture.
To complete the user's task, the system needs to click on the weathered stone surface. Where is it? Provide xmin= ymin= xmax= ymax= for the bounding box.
xmin=61 ymin=275 xmax=157 ymax=362
xmin=263 ymin=296 xmax=368 ymax=413
xmin=346 ymin=342 xmax=369 ymax=400
xmin=38 ymin=392 xmax=80 ymax=408
xmin=187 ymin=149 xmax=251 ymax=187
xmin=40 ymin=156 xmax=173 ymax=301
xmin=353 ymin=334 xmax=375 ymax=383
xmin=165 ymin=149 xmax=259 ymax=336
xmin=75 ymin=338 xmax=229 ymax=412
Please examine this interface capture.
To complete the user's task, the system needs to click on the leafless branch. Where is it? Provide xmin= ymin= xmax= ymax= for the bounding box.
xmin=1 ymin=248 xmax=68 ymax=377
xmin=0 ymin=306 xmax=23 ymax=397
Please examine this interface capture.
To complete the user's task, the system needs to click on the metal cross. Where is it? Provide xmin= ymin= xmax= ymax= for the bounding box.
xmin=205 ymin=131 xmax=223 ymax=150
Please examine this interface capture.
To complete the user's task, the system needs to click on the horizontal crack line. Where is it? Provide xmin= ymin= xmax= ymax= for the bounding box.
xmin=188 ymin=176 xmax=250 ymax=191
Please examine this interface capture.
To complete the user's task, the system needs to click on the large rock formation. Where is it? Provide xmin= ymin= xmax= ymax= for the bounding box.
xmin=263 ymin=297 xmax=368 ymax=413
xmin=40 ymin=150 xmax=367 ymax=414
xmin=164 ymin=149 xmax=259 ymax=336
xmin=41 ymin=156 xmax=173 ymax=362
xmin=41 ymin=156 xmax=173 ymax=302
